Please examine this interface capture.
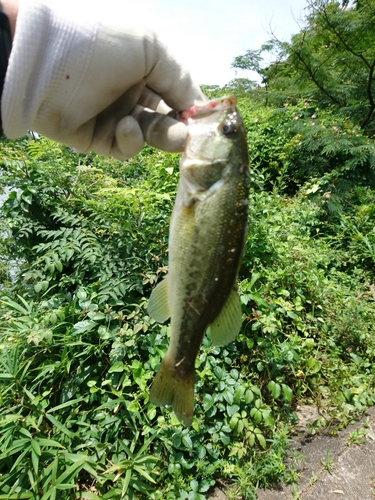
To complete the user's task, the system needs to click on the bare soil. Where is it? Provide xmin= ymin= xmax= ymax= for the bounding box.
xmin=209 ymin=405 xmax=375 ymax=500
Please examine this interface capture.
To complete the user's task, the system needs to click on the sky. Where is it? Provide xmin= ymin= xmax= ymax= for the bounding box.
xmin=136 ymin=0 xmax=309 ymax=86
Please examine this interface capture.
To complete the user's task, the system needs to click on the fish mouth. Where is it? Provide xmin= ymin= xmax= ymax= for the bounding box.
xmin=179 ymin=96 xmax=237 ymax=122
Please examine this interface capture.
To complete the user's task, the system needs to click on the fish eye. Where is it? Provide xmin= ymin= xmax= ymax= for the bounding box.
xmin=221 ymin=120 xmax=237 ymax=135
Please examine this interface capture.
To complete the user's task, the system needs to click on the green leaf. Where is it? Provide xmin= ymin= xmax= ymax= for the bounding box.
xmin=121 ymin=468 xmax=132 ymax=497
xmin=21 ymin=192 xmax=32 ymax=204
xmin=233 ymin=385 xmax=246 ymax=403
xmin=147 ymin=406 xmax=157 ymax=421
xmin=36 ymin=438 xmax=65 ymax=448
xmin=47 ymin=398 xmax=82 ymax=413
xmin=41 ymin=486 xmax=57 ymax=500
xmin=76 ymin=289 xmax=87 ymax=300
xmin=202 ymin=394 xmax=214 ymax=412
xmin=0 ymin=439 xmax=29 ymax=460
xmin=306 ymin=357 xmax=322 ymax=374
xmin=127 ymin=400 xmax=139 ymax=412
xmin=267 ymin=381 xmax=281 ymax=399
xmin=182 ymin=434 xmax=193 ymax=450
xmin=98 ymin=325 xmax=111 ymax=339
xmin=262 ymin=411 xmax=275 ymax=427
xmin=133 ymin=465 xmax=157 ymax=484
xmin=88 ymin=312 xmax=106 ymax=321
xmin=256 ymin=432 xmax=267 ymax=449
xmin=222 ymin=388 xmax=234 ymax=405
xmin=282 ymin=384 xmax=293 ymax=402
xmin=31 ymin=439 xmax=41 ymax=456
xmin=52 ymin=254 xmax=63 ymax=272
xmin=108 ymin=361 xmax=125 ymax=373
xmin=0 ymin=414 xmax=20 ymax=425
xmin=227 ymin=404 xmax=240 ymax=417
xmin=244 ymin=389 xmax=254 ymax=404
xmin=247 ymin=432 xmax=255 ymax=446
xmin=1 ymin=296 xmax=31 ymax=315
xmin=0 ymin=494 xmax=34 ymax=499
xmin=71 ymin=320 xmax=97 ymax=335
xmin=190 ymin=479 xmax=199 ymax=491
xmin=213 ymin=366 xmax=225 ymax=380
xmin=31 ymin=449 xmax=39 ymax=477
xmin=45 ymin=414 xmax=76 ymax=438
xmin=55 ymin=458 xmax=86 ymax=486
xmin=65 ymin=248 xmax=75 ymax=261
xmin=250 ymin=408 xmax=262 ymax=424
xmin=229 ymin=414 xmax=239 ymax=430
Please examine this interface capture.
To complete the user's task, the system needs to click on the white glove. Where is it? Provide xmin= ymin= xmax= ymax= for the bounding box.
xmin=2 ymin=0 xmax=206 ymax=159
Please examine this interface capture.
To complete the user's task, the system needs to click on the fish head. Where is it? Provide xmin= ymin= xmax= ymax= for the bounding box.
xmin=180 ymin=97 xmax=248 ymax=192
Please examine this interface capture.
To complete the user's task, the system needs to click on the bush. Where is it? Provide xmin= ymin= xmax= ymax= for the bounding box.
xmin=239 ymin=100 xmax=375 ymax=194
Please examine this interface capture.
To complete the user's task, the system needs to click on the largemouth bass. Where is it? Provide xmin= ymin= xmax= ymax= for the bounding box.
xmin=148 ymin=96 xmax=249 ymax=426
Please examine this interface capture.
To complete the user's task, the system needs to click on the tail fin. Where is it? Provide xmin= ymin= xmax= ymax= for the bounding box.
xmin=149 ymin=357 xmax=194 ymax=427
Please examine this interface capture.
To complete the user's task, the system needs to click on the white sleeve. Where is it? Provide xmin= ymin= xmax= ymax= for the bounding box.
xmin=2 ymin=0 xmax=100 ymax=144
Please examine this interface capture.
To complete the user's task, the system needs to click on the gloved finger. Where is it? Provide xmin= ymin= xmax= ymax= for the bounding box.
xmin=132 ymin=104 xmax=187 ymax=153
xmin=138 ymin=87 xmax=177 ymax=118
xmin=111 ymin=115 xmax=144 ymax=160
xmin=95 ymin=80 xmax=145 ymax=128
xmin=90 ymin=80 xmax=146 ymax=157
xmin=143 ymin=37 xmax=207 ymax=112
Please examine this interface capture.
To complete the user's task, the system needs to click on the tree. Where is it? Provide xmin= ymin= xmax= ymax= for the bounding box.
xmin=287 ymin=0 xmax=375 ymax=130
xmin=233 ymin=1 xmax=375 ymax=132
xmin=231 ymin=42 xmax=293 ymax=106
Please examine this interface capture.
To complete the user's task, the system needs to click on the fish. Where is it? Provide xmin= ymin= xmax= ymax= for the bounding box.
xmin=147 ymin=96 xmax=249 ymax=426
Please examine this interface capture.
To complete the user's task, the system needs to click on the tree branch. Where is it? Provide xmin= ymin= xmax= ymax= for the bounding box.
xmin=292 ymin=45 xmax=342 ymax=105
xmin=360 ymin=59 xmax=375 ymax=129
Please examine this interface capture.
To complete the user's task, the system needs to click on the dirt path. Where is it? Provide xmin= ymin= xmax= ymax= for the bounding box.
xmin=209 ymin=406 xmax=375 ymax=500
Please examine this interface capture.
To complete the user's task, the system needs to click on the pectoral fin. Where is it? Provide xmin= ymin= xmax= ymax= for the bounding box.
xmin=147 ymin=277 xmax=171 ymax=323
xmin=210 ymin=288 xmax=242 ymax=346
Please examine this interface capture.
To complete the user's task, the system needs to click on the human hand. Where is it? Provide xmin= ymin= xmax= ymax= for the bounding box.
xmin=2 ymin=0 xmax=206 ymax=159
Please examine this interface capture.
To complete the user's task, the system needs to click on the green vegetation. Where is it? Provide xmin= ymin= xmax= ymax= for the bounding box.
xmin=1 ymin=1 xmax=375 ymax=498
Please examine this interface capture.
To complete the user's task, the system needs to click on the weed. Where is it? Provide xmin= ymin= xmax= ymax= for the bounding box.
xmin=345 ymin=421 xmax=370 ymax=446
xmin=309 ymin=472 xmax=318 ymax=486
xmin=291 ymin=483 xmax=301 ymax=499
xmin=321 ymin=450 xmax=334 ymax=474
